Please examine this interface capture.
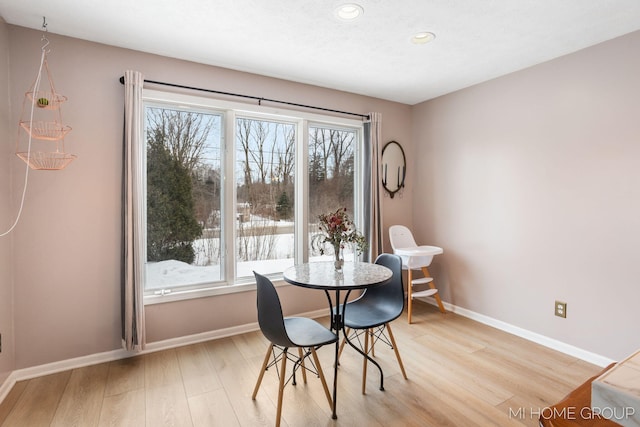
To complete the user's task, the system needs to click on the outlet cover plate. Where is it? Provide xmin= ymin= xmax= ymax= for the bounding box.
xmin=555 ymin=301 xmax=567 ymax=318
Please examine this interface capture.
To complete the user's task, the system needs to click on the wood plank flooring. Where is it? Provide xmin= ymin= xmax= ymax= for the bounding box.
xmin=0 ymin=303 xmax=604 ymax=426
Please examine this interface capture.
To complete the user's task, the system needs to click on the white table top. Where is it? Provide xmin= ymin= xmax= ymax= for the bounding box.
xmin=283 ymin=261 xmax=392 ymax=291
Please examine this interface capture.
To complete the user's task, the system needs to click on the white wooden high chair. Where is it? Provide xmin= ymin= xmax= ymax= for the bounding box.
xmin=389 ymin=225 xmax=445 ymax=323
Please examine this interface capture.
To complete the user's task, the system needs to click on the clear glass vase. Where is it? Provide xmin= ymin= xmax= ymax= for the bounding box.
xmin=334 ymin=245 xmax=344 ymax=271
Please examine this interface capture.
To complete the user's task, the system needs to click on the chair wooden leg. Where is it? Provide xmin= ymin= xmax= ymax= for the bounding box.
xmin=298 ymin=347 xmax=308 ymax=384
xmin=311 ymin=348 xmax=333 ymax=410
xmin=275 ymin=349 xmax=288 ymax=427
xmin=421 ymin=266 xmax=446 ymax=313
xmin=252 ymin=345 xmax=272 ymax=399
xmin=362 ymin=328 xmax=369 ymax=394
xmin=386 ymin=323 xmax=408 ymax=380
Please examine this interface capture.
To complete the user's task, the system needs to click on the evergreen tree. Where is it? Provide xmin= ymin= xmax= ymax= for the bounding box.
xmin=275 ymin=191 xmax=292 ymax=220
xmin=147 ymin=130 xmax=202 ymax=264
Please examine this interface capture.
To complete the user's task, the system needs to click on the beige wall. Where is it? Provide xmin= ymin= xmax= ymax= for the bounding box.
xmin=0 ymin=16 xmax=15 ymax=383
xmin=5 ymin=25 xmax=412 ymax=369
xmin=412 ymin=30 xmax=640 ymax=361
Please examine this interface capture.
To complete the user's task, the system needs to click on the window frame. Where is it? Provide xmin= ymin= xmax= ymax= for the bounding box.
xmin=142 ymin=89 xmax=365 ymax=305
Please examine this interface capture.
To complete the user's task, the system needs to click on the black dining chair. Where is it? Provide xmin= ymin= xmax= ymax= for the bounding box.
xmin=252 ymin=272 xmax=337 ymax=427
xmin=339 ymin=253 xmax=408 ymax=393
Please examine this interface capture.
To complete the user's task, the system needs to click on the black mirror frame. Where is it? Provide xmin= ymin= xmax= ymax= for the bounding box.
xmin=381 ymin=140 xmax=406 ymax=199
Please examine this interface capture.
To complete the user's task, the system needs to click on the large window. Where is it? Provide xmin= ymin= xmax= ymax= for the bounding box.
xmin=308 ymin=126 xmax=358 ymax=261
xmin=235 ymin=117 xmax=296 ymax=278
xmin=142 ymin=90 xmax=364 ymax=302
xmin=144 ymin=104 xmax=223 ymax=296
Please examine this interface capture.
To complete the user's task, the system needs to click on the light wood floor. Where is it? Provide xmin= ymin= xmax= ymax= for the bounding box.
xmin=0 ymin=303 xmax=603 ymax=427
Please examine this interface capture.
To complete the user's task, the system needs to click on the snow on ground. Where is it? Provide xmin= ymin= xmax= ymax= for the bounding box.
xmin=145 ymin=218 xmax=357 ymax=290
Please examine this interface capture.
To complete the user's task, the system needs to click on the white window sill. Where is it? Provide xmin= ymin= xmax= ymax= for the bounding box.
xmin=143 ymin=276 xmax=287 ymax=305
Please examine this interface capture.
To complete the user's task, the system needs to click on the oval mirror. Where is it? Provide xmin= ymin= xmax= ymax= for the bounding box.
xmin=381 ymin=140 xmax=406 ymax=198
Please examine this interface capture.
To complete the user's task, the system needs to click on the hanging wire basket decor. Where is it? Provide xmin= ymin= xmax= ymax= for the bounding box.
xmin=26 ymin=90 xmax=67 ymax=110
xmin=14 ymin=32 xmax=77 ymax=171
xmin=16 ymin=151 xmax=77 ymax=170
xmin=19 ymin=120 xmax=72 ymax=141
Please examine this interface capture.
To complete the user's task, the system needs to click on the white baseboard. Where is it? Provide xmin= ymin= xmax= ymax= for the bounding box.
xmin=0 ymin=372 xmax=17 ymax=405
xmin=416 ymin=296 xmax=616 ymax=367
xmin=0 ymin=302 xmax=614 ymax=405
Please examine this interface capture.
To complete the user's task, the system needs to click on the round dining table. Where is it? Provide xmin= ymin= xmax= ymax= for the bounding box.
xmin=283 ymin=261 xmax=392 ymax=419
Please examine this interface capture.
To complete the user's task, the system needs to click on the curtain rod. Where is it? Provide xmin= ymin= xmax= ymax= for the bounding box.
xmin=118 ymin=76 xmax=370 ymax=120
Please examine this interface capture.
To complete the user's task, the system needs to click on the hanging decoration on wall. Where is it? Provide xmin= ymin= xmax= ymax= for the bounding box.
xmin=15 ymin=17 xmax=76 ymax=170
xmin=381 ymin=140 xmax=406 ymax=199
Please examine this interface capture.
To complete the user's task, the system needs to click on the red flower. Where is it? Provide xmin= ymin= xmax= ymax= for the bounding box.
xmin=313 ymin=207 xmax=367 ymax=256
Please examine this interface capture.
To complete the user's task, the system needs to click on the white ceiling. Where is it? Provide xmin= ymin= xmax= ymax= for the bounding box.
xmin=1 ymin=0 xmax=640 ymax=105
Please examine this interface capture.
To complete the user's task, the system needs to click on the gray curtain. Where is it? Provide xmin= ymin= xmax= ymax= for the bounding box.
xmin=121 ymin=70 xmax=146 ymax=351
xmin=363 ymin=112 xmax=383 ymax=261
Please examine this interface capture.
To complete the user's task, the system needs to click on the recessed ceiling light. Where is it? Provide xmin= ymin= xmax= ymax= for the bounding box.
xmin=411 ymin=32 xmax=436 ymax=44
xmin=335 ymin=4 xmax=364 ymax=21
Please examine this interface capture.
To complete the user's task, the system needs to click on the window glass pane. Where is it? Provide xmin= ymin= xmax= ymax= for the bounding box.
xmin=145 ymin=106 xmax=223 ymax=292
xmin=308 ymin=126 xmax=357 ymax=261
xmin=235 ymin=117 xmax=296 ymax=278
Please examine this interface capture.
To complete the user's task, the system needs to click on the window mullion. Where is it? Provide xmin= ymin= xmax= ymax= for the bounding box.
xmin=296 ymin=120 xmax=309 ymax=263
xmin=223 ymin=111 xmax=237 ymax=282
